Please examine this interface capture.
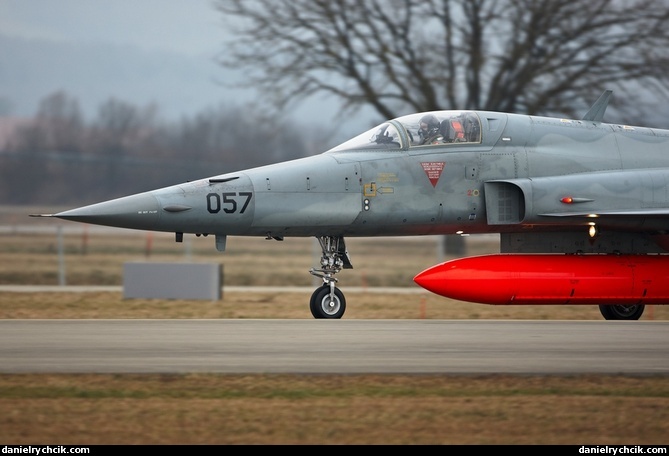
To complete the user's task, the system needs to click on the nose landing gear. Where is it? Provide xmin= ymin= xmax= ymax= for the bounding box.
xmin=309 ymin=236 xmax=352 ymax=319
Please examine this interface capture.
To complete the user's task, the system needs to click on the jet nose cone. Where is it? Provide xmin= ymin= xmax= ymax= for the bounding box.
xmin=54 ymin=192 xmax=161 ymax=230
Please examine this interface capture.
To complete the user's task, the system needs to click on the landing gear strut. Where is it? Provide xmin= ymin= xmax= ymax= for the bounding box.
xmin=309 ymin=236 xmax=352 ymax=319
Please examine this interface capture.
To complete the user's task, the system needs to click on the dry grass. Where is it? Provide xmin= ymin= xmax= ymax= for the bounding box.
xmin=0 ymin=374 xmax=668 ymax=445
xmin=1 ymin=209 xmax=668 ymax=444
xmin=0 ymin=228 xmax=450 ymax=287
xmin=0 ymin=224 xmax=667 ymax=320
xmin=1 ymin=290 xmax=668 ymax=320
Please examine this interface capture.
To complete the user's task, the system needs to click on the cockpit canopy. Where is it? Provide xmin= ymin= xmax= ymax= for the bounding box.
xmin=330 ymin=111 xmax=482 ymax=152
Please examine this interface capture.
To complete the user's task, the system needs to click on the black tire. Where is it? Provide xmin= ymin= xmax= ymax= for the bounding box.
xmin=599 ymin=304 xmax=644 ymax=320
xmin=310 ymin=285 xmax=346 ymax=319
xmin=309 ymin=284 xmax=328 ymax=318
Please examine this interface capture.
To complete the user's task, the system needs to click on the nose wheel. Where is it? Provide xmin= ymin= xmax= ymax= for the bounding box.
xmin=310 ymin=284 xmax=346 ymax=319
xmin=309 ymin=236 xmax=352 ymax=319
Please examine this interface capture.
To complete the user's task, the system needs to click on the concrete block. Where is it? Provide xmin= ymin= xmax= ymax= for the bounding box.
xmin=123 ymin=262 xmax=222 ymax=300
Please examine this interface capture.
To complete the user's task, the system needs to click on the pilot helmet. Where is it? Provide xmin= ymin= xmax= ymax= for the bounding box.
xmin=418 ymin=114 xmax=440 ymax=140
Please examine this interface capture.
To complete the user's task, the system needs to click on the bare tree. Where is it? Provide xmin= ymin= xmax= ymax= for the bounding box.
xmin=10 ymin=91 xmax=84 ymax=153
xmin=1 ymin=92 xmax=85 ymax=203
xmin=171 ymin=104 xmax=310 ymax=172
xmin=91 ymin=98 xmax=158 ymax=155
xmin=214 ymin=0 xmax=669 ymax=125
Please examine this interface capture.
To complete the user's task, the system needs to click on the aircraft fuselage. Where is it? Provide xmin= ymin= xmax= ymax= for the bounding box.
xmin=39 ymin=94 xmax=669 ymax=320
xmin=54 ymin=110 xmax=669 ymax=244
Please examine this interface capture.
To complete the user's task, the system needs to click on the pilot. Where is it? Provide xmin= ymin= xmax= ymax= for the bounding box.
xmin=418 ymin=114 xmax=442 ymax=145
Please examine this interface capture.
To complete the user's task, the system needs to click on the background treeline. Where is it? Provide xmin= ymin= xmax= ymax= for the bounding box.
xmin=0 ymin=91 xmax=320 ymax=206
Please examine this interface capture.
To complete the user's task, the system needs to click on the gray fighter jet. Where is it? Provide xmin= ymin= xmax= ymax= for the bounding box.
xmin=33 ymin=90 xmax=669 ymax=320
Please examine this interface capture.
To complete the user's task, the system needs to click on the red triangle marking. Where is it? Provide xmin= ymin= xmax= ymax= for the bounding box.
xmin=420 ymin=162 xmax=445 ymax=187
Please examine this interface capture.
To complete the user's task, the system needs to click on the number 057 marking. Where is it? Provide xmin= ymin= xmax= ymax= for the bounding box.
xmin=206 ymin=192 xmax=253 ymax=214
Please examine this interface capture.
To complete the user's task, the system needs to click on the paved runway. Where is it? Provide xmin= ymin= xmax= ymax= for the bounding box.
xmin=0 ymin=319 xmax=667 ymax=374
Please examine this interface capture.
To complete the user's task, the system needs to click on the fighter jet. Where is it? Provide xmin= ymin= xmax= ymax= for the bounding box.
xmin=32 ymin=90 xmax=669 ymax=320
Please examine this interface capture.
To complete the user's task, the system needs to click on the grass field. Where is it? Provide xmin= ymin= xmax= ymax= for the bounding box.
xmin=1 ymin=373 xmax=667 ymax=445
xmin=1 ymin=208 xmax=668 ymax=444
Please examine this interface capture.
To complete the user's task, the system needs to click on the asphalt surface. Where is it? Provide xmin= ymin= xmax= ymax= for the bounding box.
xmin=0 ymin=319 xmax=666 ymax=374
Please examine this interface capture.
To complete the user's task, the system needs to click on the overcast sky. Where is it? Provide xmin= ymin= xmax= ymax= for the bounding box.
xmin=0 ymin=0 xmax=368 ymax=140
xmin=0 ymin=0 xmax=222 ymax=56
